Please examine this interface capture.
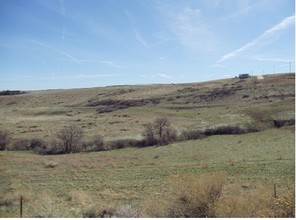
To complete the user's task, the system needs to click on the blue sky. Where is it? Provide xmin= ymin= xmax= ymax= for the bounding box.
xmin=0 ymin=0 xmax=295 ymax=90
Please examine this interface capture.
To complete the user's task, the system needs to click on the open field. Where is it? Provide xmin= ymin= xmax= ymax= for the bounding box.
xmin=0 ymin=73 xmax=295 ymax=217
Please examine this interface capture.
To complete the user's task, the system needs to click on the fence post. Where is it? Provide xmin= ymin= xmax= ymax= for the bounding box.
xmin=273 ymin=182 xmax=277 ymax=198
xmin=20 ymin=196 xmax=23 ymax=218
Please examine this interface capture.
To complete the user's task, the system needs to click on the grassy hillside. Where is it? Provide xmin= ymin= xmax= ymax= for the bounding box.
xmin=0 ymin=73 xmax=294 ymax=140
xmin=0 ymin=73 xmax=294 ymax=217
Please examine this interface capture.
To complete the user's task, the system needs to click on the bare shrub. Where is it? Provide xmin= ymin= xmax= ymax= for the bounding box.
xmin=30 ymin=138 xmax=47 ymax=151
xmin=180 ymin=129 xmax=205 ymax=141
xmin=203 ymin=125 xmax=246 ymax=136
xmin=107 ymin=139 xmax=141 ymax=150
xmin=33 ymin=139 xmax=63 ymax=155
xmin=141 ymin=172 xmax=227 ymax=217
xmin=142 ymin=123 xmax=157 ymax=146
xmin=158 ymin=126 xmax=177 ymax=145
xmin=93 ymin=135 xmax=106 ymax=151
xmin=273 ymin=118 xmax=295 ymax=128
xmin=56 ymin=125 xmax=84 ymax=153
xmin=245 ymin=125 xmax=261 ymax=133
xmin=0 ymin=130 xmax=11 ymax=150
xmin=8 ymin=138 xmax=30 ymax=151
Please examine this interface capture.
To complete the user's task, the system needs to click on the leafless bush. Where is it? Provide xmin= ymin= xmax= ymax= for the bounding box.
xmin=107 ymin=139 xmax=141 ymax=150
xmin=8 ymin=138 xmax=30 ymax=151
xmin=180 ymin=129 xmax=205 ymax=141
xmin=0 ymin=129 xmax=11 ymax=150
xmin=203 ymin=125 xmax=245 ymax=136
xmin=30 ymin=138 xmax=47 ymax=151
xmin=56 ymin=125 xmax=84 ymax=153
xmin=203 ymin=125 xmax=260 ymax=136
xmin=158 ymin=126 xmax=177 ymax=145
xmin=93 ymin=135 xmax=106 ymax=151
xmin=33 ymin=139 xmax=63 ymax=155
xmin=273 ymin=118 xmax=295 ymax=128
xmin=142 ymin=123 xmax=157 ymax=146
xmin=141 ymin=172 xmax=227 ymax=217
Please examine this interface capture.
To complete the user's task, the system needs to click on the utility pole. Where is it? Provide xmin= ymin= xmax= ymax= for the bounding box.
xmin=289 ymin=61 xmax=291 ymax=73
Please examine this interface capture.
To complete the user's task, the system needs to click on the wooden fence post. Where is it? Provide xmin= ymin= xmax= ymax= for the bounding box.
xmin=20 ymin=196 xmax=23 ymax=218
xmin=273 ymin=182 xmax=277 ymax=198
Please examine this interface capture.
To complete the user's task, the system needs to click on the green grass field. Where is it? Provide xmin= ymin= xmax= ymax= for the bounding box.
xmin=0 ymin=73 xmax=294 ymax=217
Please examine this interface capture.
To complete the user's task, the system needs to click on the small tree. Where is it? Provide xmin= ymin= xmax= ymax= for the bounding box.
xmin=56 ymin=125 xmax=84 ymax=153
xmin=142 ymin=117 xmax=176 ymax=146
xmin=154 ymin=117 xmax=170 ymax=139
xmin=0 ymin=130 xmax=11 ymax=150
xmin=142 ymin=123 xmax=157 ymax=146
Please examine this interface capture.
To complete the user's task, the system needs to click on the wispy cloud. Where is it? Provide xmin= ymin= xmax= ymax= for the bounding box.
xmin=140 ymin=73 xmax=174 ymax=81
xmin=217 ymin=15 xmax=295 ymax=63
xmin=219 ymin=0 xmax=264 ymax=21
xmin=250 ymin=56 xmax=292 ymax=63
xmin=134 ymin=30 xmax=149 ymax=47
xmin=31 ymin=39 xmax=81 ymax=63
xmin=100 ymin=60 xmax=128 ymax=68
xmin=162 ymin=5 xmax=217 ymax=53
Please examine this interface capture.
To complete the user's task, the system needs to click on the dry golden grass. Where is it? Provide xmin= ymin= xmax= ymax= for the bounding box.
xmin=215 ymin=182 xmax=295 ymax=217
xmin=141 ymin=172 xmax=294 ymax=218
xmin=141 ymin=172 xmax=227 ymax=217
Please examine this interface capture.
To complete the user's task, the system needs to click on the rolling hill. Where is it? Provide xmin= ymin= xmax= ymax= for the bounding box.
xmin=0 ymin=73 xmax=294 ymax=141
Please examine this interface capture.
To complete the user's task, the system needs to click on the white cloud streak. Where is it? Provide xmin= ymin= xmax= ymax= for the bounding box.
xmin=134 ymin=30 xmax=149 ymax=47
xmin=164 ymin=6 xmax=217 ymax=52
xmin=100 ymin=60 xmax=128 ymax=68
xmin=218 ymin=15 xmax=295 ymax=63
xmin=250 ymin=56 xmax=292 ymax=63
xmin=31 ymin=39 xmax=81 ymax=63
xmin=140 ymin=73 xmax=174 ymax=80
xmin=219 ymin=0 xmax=264 ymax=21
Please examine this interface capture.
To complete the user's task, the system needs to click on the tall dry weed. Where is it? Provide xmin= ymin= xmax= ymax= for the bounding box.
xmin=215 ymin=182 xmax=295 ymax=217
xmin=141 ymin=173 xmax=294 ymax=218
xmin=141 ymin=172 xmax=227 ymax=217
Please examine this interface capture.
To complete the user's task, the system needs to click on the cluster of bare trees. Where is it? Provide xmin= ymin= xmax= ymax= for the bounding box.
xmin=0 ymin=117 xmax=176 ymax=154
xmin=54 ymin=117 xmax=176 ymax=154
xmin=56 ymin=125 xmax=84 ymax=153
xmin=1 ymin=116 xmax=260 ymax=155
xmin=142 ymin=117 xmax=177 ymax=145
